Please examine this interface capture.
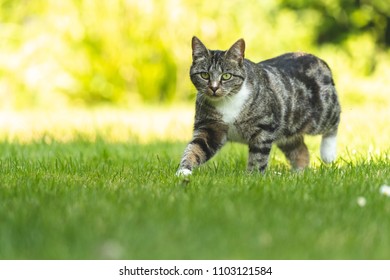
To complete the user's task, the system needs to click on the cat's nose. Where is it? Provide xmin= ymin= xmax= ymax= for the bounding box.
xmin=209 ymin=81 xmax=219 ymax=94
xmin=210 ymin=85 xmax=219 ymax=93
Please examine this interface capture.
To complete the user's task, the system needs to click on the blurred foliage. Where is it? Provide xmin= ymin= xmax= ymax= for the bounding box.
xmin=0 ymin=0 xmax=389 ymax=109
xmin=282 ymin=0 xmax=390 ymax=47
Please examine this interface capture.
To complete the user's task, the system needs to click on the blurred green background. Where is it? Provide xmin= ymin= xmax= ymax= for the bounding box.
xmin=1 ymin=0 xmax=389 ymax=109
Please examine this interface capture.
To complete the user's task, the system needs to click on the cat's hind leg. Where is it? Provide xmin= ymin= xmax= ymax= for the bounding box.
xmin=276 ymin=135 xmax=310 ymax=170
xmin=320 ymin=131 xmax=338 ymax=163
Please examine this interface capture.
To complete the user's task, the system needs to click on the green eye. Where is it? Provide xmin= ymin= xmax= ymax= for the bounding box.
xmin=222 ymin=73 xmax=232 ymax=80
xmin=200 ymin=72 xmax=210 ymax=80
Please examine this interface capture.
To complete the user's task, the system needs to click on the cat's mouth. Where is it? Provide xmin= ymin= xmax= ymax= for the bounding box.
xmin=205 ymin=88 xmax=225 ymax=100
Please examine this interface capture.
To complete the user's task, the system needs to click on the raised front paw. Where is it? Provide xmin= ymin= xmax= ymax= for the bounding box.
xmin=176 ymin=168 xmax=192 ymax=177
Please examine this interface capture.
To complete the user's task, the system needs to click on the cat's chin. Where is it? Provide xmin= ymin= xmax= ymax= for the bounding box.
xmin=204 ymin=94 xmax=226 ymax=102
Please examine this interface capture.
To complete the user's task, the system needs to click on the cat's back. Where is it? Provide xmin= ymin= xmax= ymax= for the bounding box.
xmin=251 ymin=51 xmax=340 ymax=137
xmin=258 ymin=52 xmax=334 ymax=82
xmin=260 ymin=52 xmax=316 ymax=65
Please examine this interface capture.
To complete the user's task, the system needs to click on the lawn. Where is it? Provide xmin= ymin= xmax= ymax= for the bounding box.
xmin=0 ymin=104 xmax=389 ymax=259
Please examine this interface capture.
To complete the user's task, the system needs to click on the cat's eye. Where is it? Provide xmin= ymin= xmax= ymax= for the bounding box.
xmin=221 ymin=73 xmax=232 ymax=80
xmin=200 ymin=72 xmax=210 ymax=80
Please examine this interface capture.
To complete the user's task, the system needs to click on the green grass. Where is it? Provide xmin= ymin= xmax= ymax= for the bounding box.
xmin=1 ymin=139 xmax=389 ymax=259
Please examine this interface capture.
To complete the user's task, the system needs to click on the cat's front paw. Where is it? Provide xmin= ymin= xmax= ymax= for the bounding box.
xmin=176 ymin=168 xmax=192 ymax=177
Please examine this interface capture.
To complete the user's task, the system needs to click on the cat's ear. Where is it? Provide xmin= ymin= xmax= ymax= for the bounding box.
xmin=225 ymin=39 xmax=245 ymax=65
xmin=192 ymin=36 xmax=209 ymax=61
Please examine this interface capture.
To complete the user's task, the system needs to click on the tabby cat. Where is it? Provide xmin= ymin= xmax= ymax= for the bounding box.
xmin=177 ymin=37 xmax=341 ymax=176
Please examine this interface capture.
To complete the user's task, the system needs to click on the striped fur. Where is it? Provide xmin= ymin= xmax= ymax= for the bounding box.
xmin=177 ymin=37 xmax=341 ymax=175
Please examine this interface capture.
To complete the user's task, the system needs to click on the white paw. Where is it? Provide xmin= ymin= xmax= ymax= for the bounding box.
xmin=176 ymin=168 xmax=192 ymax=177
xmin=320 ymin=135 xmax=337 ymax=163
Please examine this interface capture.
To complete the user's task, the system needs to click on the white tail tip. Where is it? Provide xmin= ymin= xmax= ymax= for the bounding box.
xmin=320 ymin=135 xmax=337 ymax=163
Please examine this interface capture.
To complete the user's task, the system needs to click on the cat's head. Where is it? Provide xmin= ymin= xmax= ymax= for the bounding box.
xmin=190 ymin=37 xmax=246 ymax=101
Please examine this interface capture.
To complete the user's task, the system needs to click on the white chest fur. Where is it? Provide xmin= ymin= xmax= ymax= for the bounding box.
xmin=215 ymin=82 xmax=250 ymax=123
xmin=214 ymin=83 xmax=250 ymax=143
